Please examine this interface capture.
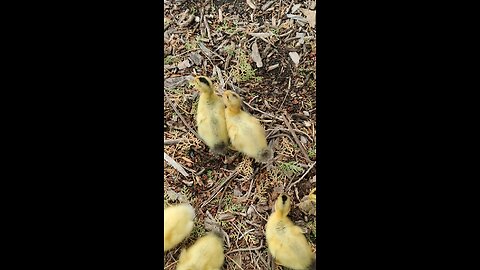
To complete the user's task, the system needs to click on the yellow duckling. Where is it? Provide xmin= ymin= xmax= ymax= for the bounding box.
xmin=222 ymin=90 xmax=273 ymax=163
xmin=192 ymin=76 xmax=229 ymax=155
xmin=266 ymin=194 xmax=314 ymax=270
xmin=176 ymin=232 xmax=225 ymax=270
xmin=164 ymin=204 xmax=195 ymax=251
xmin=308 ymin=188 xmax=316 ymax=203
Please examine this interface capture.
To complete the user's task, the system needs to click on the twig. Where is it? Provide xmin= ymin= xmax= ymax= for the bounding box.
xmin=225 ymin=255 xmax=245 ymax=270
xmin=163 ymin=259 xmax=177 ymax=270
xmin=225 ymin=240 xmax=264 ymax=255
xmin=266 ymin=128 xmax=314 ymax=142
xmin=164 ymin=138 xmax=186 ymax=145
xmin=278 ymin=77 xmax=291 ymax=110
xmin=243 ymin=173 xmax=256 ymax=199
xmin=269 ymin=252 xmax=275 ymax=269
xmin=283 ymin=113 xmax=312 ymax=163
xmin=287 ymin=161 xmax=316 ymax=190
xmin=237 ymin=228 xmax=256 ymax=241
xmin=243 ymin=100 xmax=283 ymax=121
xmin=195 ymin=168 xmax=206 ymax=175
xmin=230 ymin=222 xmax=243 ymax=248
xmin=251 ymin=206 xmax=269 ymax=222
xmin=164 ymin=89 xmax=205 ymax=143
xmin=164 ymin=152 xmax=189 ymax=177
xmin=255 ymin=250 xmax=270 ymax=270
xmin=201 ymin=171 xmax=239 ymax=208
xmin=203 ymin=15 xmax=212 ymax=42
xmin=228 ymin=210 xmax=247 ymax=217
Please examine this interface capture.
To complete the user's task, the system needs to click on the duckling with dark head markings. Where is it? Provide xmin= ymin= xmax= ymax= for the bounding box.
xmin=266 ymin=194 xmax=314 ymax=270
xmin=222 ymin=90 xmax=273 ymax=163
xmin=192 ymin=76 xmax=229 ymax=155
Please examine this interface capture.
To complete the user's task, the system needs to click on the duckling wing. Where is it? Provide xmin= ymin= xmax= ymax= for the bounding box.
xmin=227 ymin=121 xmax=239 ymax=144
xmin=196 ymin=107 xmax=208 ymax=125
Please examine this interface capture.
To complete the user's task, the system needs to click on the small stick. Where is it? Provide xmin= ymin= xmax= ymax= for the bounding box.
xmin=225 ymin=240 xmax=264 ymax=255
xmin=164 ymin=138 xmax=186 ymax=145
xmin=225 ymin=255 xmax=245 ymax=270
xmin=251 ymin=205 xmax=269 ymax=222
xmin=255 ymin=250 xmax=270 ymax=270
xmin=237 ymin=228 xmax=256 ymax=242
xmin=283 ymin=114 xmax=312 ymax=163
xmin=266 ymin=128 xmax=314 ymax=142
xmin=203 ymin=15 xmax=212 ymax=42
xmin=288 ymin=161 xmax=316 ymax=190
xmin=245 ymin=220 xmax=263 ymax=228
xmin=163 ymin=152 xmax=189 ymax=177
xmin=164 ymin=89 xmax=204 ymax=143
xmin=243 ymin=100 xmax=283 ymax=121
xmin=201 ymin=171 xmax=239 ymax=208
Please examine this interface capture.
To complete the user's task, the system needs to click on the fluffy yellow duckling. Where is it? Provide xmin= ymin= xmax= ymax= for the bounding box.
xmin=222 ymin=90 xmax=273 ymax=163
xmin=176 ymin=232 xmax=225 ymax=270
xmin=266 ymin=194 xmax=314 ymax=270
xmin=308 ymin=188 xmax=316 ymax=203
xmin=164 ymin=204 xmax=195 ymax=251
xmin=192 ymin=76 xmax=229 ymax=155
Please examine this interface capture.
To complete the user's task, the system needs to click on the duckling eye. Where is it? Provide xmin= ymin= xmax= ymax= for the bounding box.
xmin=199 ymin=77 xmax=210 ymax=86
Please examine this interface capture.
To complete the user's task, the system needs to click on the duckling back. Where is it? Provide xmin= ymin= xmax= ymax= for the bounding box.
xmin=164 ymin=204 xmax=195 ymax=251
xmin=196 ymin=93 xmax=229 ymax=155
xmin=225 ymin=110 xmax=273 ymax=163
xmin=176 ymin=233 xmax=225 ymax=270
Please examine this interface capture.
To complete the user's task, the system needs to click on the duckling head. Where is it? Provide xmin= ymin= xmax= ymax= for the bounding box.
xmin=222 ymin=90 xmax=242 ymax=113
xmin=274 ymin=193 xmax=292 ymax=217
xmin=192 ymin=76 xmax=214 ymax=94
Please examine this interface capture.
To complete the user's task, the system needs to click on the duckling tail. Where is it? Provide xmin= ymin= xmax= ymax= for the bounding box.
xmin=309 ymin=258 xmax=316 ymax=270
xmin=211 ymin=142 xmax=228 ymax=155
xmin=256 ymin=147 xmax=273 ymax=163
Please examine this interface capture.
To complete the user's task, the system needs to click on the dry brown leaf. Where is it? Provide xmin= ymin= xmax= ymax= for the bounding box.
xmin=164 ymin=75 xmax=194 ymax=90
xmin=300 ymin=8 xmax=316 ymax=28
xmin=291 ymin=4 xmax=301 ymax=13
xmin=177 ymin=59 xmax=191 ymax=70
xmin=289 ymin=51 xmax=300 ymax=66
xmin=251 ymin=41 xmax=263 ymax=68
xmin=189 ymin=52 xmax=203 ymax=66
